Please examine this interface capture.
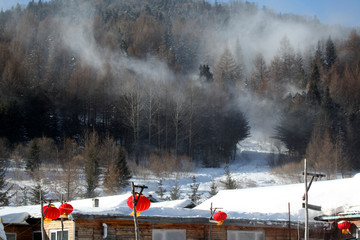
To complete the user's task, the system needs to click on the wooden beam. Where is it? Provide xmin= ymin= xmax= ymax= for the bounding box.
xmin=302 ymin=203 xmax=322 ymax=211
xmin=302 ymin=172 xmax=326 ymax=178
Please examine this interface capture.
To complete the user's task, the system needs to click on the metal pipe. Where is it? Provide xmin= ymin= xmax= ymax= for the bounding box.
xmin=304 ymin=159 xmax=309 ymax=240
xmin=102 ymin=223 xmax=108 ymax=238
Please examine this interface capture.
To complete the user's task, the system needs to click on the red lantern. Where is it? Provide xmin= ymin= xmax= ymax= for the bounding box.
xmin=213 ymin=211 xmax=227 ymax=225
xmin=59 ymin=202 xmax=73 ymax=218
xmin=338 ymin=221 xmax=351 ymax=234
xmin=43 ymin=204 xmax=60 ymax=223
xmin=127 ymin=194 xmax=151 ymax=216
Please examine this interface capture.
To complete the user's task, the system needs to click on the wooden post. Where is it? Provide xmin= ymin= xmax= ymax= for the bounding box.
xmin=209 ymin=203 xmax=213 ymax=240
xmin=132 ymin=182 xmax=140 ymax=240
xmin=304 ymin=159 xmax=309 ymax=240
xmin=288 ymin=202 xmax=291 ymax=240
xmin=209 ymin=202 xmax=223 ymax=240
xmin=40 ymin=192 xmax=46 ymax=240
xmin=131 ymin=182 xmax=148 ymax=240
xmin=61 ymin=195 xmax=64 ymax=240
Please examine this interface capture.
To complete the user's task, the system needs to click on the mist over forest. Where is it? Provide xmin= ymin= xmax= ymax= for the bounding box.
xmin=0 ymin=0 xmax=360 ymax=204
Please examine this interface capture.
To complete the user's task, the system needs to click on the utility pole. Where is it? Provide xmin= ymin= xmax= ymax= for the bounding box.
xmin=208 ymin=202 xmax=222 ymax=240
xmin=303 ymin=159 xmax=325 ymax=240
xmin=41 ymin=198 xmax=52 ymax=240
xmin=131 ymin=182 xmax=148 ymax=240
xmin=40 ymin=192 xmax=46 ymax=240
xmin=304 ymin=159 xmax=309 ymax=240
xmin=288 ymin=202 xmax=291 ymax=240
xmin=60 ymin=195 xmax=64 ymax=240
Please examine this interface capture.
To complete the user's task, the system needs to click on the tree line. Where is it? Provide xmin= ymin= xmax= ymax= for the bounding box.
xmin=0 ymin=0 xmax=251 ymax=168
xmin=272 ymin=32 xmax=360 ymax=178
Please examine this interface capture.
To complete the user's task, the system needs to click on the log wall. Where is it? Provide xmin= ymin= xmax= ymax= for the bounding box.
xmin=51 ymin=218 xmax=331 ymax=240
xmin=4 ymin=216 xmax=335 ymax=239
xmin=4 ymin=224 xmax=38 ymax=240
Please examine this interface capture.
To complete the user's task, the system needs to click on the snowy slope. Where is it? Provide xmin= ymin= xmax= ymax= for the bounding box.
xmin=2 ymin=137 xmax=358 ymax=225
xmin=131 ymin=138 xmax=287 ymax=201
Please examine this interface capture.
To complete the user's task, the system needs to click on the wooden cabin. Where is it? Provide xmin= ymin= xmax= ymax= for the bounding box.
xmin=42 ymin=213 xmax=331 ymax=240
xmin=315 ymin=211 xmax=360 ymax=240
xmin=1 ymin=214 xmax=41 ymax=240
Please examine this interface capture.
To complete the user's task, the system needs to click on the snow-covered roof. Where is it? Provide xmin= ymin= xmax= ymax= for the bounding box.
xmin=1 ymin=212 xmax=30 ymax=225
xmin=196 ymin=174 xmax=360 ymax=221
xmin=0 ymin=193 xmax=206 ymax=224
xmin=1 ymin=175 xmax=360 ymax=225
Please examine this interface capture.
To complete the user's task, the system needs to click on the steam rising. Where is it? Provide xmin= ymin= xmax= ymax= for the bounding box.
xmin=58 ymin=2 xmax=174 ymax=85
xmin=205 ymin=10 xmax=349 ymax=64
xmin=55 ymin=1 xmax=352 ymax=147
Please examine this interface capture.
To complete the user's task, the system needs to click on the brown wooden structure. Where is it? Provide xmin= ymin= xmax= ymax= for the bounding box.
xmin=315 ymin=212 xmax=360 ymax=239
xmin=40 ymin=213 xmax=333 ymax=240
xmin=3 ymin=218 xmax=41 ymax=240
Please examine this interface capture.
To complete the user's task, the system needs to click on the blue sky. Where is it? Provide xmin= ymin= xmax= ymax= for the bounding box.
xmin=1 ymin=0 xmax=360 ymax=28
xmin=218 ymin=0 xmax=360 ymax=28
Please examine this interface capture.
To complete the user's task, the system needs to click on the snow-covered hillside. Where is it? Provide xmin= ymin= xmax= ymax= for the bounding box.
xmin=135 ymin=138 xmax=288 ymax=201
xmin=4 ymin=137 xmax=308 ymax=206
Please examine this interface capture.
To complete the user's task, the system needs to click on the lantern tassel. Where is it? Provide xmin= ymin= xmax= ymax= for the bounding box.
xmin=129 ymin=211 xmax=142 ymax=216
xmin=44 ymin=218 xmax=52 ymax=223
xmin=217 ymin=220 xmax=224 ymax=225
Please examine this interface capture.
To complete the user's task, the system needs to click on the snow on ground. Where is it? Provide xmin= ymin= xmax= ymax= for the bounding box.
xmin=1 ymin=137 xmax=359 ymax=226
xmin=4 ymin=137 xmax=285 ymax=205
xmin=132 ymin=138 xmax=286 ymax=201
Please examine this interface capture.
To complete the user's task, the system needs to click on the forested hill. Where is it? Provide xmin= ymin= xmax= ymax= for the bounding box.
xmin=0 ymin=0 xmax=359 ymax=176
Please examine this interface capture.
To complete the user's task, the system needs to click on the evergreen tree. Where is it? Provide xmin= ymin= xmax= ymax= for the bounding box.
xmin=116 ymin=147 xmax=132 ymax=188
xmin=314 ymin=40 xmax=324 ymax=65
xmin=249 ymin=53 xmax=268 ymax=92
xmin=19 ymin=186 xmax=29 ymax=206
xmin=26 ymin=139 xmax=41 ymax=178
xmin=169 ymin=180 xmax=181 ymax=200
xmin=0 ymin=158 xmax=11 ymax=206
xmin=103 ymin=146 xmax=132 ymax=194
xmin=321 ymin=87 xmax=333 ymax=111
xmin=208 ymin=179 xmax=218 ymax=198
xmin=29 ymin=183 xmax=47 ymax=205
xmin=294 ymin=52 xmax=306 ymax=89
xmin=325 ymin=37 xmax=337 ymax=70
xmin=84 ymin=131 xmax=100 ymax=198
xmin=187 ymin=176 xmax=202 ymax=204
xmin=220 ymin=164 xmax=237 ymax=189
xmin=155 ymin=179 xmax=167 ymax=200
xmin=274 ymin=106 xmax=315 ymax=157
xmin=199 ymin=64 xmax=213 ymax=82
xmin=278 ymin=36 xmax=296 ymax=84
xmin=306 ymin=63 xmax=321 ymax=106
xmin=213 ymin=48 xmax=242 ymax=92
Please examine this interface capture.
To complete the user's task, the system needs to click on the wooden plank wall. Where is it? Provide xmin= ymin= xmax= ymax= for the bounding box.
xmin=4 ymin=224 xmax=36 ymax=240
xmin=44 ymin=219 xmax=75 ymax=239
xmin=71 ymin=219 xmax=332 ymax=240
